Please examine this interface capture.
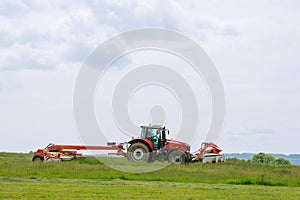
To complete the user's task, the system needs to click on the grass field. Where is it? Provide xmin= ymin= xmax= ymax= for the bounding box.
xmin=0 ymin=152 xmax=300 ymax=199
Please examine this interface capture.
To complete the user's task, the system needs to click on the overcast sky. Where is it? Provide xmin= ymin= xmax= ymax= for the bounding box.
xmin=0 ymin=0 xmax=299 ymax=154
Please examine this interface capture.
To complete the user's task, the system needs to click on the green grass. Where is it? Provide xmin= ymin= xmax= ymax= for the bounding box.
xmin=1 ymin=155 xmax=299 ymax=187
xmin=0 ymin=152 xmax=300 ymax=199
xmin=1 ymin=177 xmax=300 ymax=200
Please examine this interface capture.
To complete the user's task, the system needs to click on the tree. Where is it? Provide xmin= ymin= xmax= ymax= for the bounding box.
xmin=263 ymin=154 xmax=276 ymax=164
xmin=274 ymin=158 xmax=291 ymax=165
xmin=252 ymin=152 xmax=275 ymax=164
xmin=252 ymin=152 xmax=266 ymax=163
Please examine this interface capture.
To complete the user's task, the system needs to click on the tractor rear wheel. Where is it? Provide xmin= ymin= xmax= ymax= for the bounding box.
xmin=168 ymin=150 xmax=186 ymax=164
xmin=32 ymin=155 xmax=44 ymax=162
xmin=127 ymin=142 xmax=150 ymax=162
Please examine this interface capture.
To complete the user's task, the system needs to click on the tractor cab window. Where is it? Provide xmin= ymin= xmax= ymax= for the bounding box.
xmin=141 ymin=128 xmax=159 ymax=138
xmin=140 ymin=127 xmax=158 ymax=138
xmin=140 ymin=128 xmax=147 ymax=138
xmin=140 ymin=127 xmax=161 ymax=139
xmin=146 ymin=128 xmax=155 ymax=138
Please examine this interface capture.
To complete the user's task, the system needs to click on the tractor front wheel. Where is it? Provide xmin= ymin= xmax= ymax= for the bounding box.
xmin=127 ymin=142 xmax=150 ymax=162
xmin=32 ymin=155 xmax=44 ymax=162
xmin=168 ymin=150 xmax=186 ymax=164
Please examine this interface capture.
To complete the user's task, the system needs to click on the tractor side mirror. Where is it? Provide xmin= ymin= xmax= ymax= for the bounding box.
xmin=167 ymin=130 xmax=170 ymax=135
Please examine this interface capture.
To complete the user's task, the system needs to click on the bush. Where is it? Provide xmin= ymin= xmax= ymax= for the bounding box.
xmin=274 ymin=158 xmax=291 ymax=165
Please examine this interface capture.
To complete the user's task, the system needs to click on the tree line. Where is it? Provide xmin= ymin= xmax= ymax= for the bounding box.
xmin=252 ymin=152 xmax=291 ymax=164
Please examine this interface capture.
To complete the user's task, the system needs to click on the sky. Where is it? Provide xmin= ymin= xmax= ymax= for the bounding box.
xmin=0 ymin=0 xmax=299 ymax=154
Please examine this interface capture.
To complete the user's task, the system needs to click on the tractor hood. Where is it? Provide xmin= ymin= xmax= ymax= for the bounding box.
xmin=166 ymin=139 xmax=188 ymax=145
xmin=166 ymin=139 xmax=191 ymax=152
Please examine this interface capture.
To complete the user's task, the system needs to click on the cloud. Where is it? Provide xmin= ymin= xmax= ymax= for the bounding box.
xmin=0 ymin=0 xmax=241 ymax=71
xmin=0 ymin=1 xmax=108 ymax=71
xmin=0 ymin=0 xmax=28 ymax=17
xmin=0 ymin=43 xmax=56 ymax=71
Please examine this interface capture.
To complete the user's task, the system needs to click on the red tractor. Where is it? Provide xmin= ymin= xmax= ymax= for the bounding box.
xmin=32 ymin=124 xmax=224 ymax=164
xmin=127 ymin=125 xmax=191 ymax=164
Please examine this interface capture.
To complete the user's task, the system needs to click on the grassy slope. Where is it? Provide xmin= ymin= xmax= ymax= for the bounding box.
xmin=0 ymin=152 xmax=300 ymax=199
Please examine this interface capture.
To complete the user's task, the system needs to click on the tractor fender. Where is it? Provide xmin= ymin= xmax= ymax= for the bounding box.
xmin=128 ymin=138 xmax=154 ymax=152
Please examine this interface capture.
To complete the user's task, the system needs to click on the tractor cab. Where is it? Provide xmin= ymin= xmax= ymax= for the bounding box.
xmin=140 ymin=125 xmax=168 ymax=150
